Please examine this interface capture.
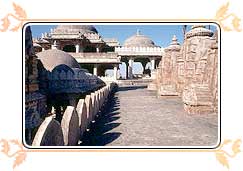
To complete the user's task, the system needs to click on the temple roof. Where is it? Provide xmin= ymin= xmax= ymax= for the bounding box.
xmin=166 ymin=35 xmax=181 ymax=51
xmin=186 ymin=25 xmax=213 ymax=39
xmin=124 ymin=30 xmax=157 ymax=48
xmin=103 ymin=38 xmax=120 ymax=47
xmin=36 ymin=49 xmax=81 ymax=71
xmin=53 ymin=25 xmax=98 ymax=34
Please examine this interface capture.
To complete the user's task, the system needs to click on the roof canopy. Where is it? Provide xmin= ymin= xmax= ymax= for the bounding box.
xmin=53 ymin=25 xmax=98 ymax=34
xmin=124 ymin=30 xmax=158 ymax=48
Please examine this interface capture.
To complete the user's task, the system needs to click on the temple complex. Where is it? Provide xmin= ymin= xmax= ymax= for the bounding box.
xmin=34 ymin=25 xmax=121 ymax=82
xmin=34 ymin=26 xmax=164 ymax=82
xmin=26 ymin=24 xmax=219 ymax=147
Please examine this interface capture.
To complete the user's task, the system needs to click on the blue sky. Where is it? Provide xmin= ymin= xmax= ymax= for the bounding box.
xmin=31 ymin=24 xmax=194 ymax=47
xmin=30 ymin=24 xmax=217 ymax=77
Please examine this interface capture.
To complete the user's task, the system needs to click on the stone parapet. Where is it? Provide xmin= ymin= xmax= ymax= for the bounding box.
xmin=69 ymin=52 xmax=121 ymax=64
xmin=115 ymin=46 xmax=164 ymax=56
xmin=32 ymin=83 xmax=117 ymax=146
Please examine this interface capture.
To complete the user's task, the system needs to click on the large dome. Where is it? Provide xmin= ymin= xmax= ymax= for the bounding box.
xmin=54 ymin=25 xmax=98 ymax=34
xmin=124 ymin=30 xmax=157 ymax=47
xmin=37 ymin=49 xmax=81 ymax=71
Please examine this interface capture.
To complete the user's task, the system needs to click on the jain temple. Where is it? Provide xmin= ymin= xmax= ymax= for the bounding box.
xmin=25 ymin=25 xmax=219 ymax=146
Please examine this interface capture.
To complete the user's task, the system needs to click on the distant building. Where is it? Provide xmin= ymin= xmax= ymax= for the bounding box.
xmin=33 ymin=25 xmax=164 ymax=82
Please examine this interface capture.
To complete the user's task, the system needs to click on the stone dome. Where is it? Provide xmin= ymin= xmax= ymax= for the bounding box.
xmin=54 ymin=25 xmax=98 ymax=34
xmin=36 ymin=49 xmax=81 ymax=71
xmin=124 ymin=30 xmax=157 ymax=47
xmin=186 ymin=25 xmax=213 ymax=39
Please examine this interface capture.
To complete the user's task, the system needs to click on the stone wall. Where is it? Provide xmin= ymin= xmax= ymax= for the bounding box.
xmin=25 ymin=26 xmax=46 ymax=145
xmin=156 ymin=26 xmax=218 ymax=114
xmin=157 ymin=35 xmax=181 ymax=95
xmin=32 ymin=83 xmax=116 ymax=146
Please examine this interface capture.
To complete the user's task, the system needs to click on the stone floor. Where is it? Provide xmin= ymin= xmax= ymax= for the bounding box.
xmin=81 ymin=85 xmax=219 ymax=147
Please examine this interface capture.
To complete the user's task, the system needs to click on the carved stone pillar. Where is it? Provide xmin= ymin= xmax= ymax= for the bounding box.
xmin=128 ymin=58 xmax=134 ymax=79
xmin=113 ymin=64 xmax=118 ymax=80
xmin=96 ymin=47 xmax=100 ymax=53
xmin=75 ymin=44 xmax=80 ymax=53
xmin=150 ymin=58 xmax=155 ymax=70
xmin=93 ymin=64 xmax=98 ymax=76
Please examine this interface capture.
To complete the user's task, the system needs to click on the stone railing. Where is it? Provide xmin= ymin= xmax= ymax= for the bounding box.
xmin=70 ymin=52 xmax=120 ymax=64
xmin=69 ymin=52 xmax=118 ymax=59
xmin=115 ymin=47 xmax=164 ymax=56
xmin=32 ymin=83 xmax=116 ymax=146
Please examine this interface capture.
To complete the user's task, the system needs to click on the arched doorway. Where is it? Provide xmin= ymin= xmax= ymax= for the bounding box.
xmin=63 ymin=45 xmax=76 ymax=52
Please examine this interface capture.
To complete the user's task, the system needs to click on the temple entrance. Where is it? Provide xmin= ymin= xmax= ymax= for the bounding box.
xmin=63 ymin=45 xmax=76 ymax=52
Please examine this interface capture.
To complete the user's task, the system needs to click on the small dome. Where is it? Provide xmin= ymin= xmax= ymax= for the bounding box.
xmin=124 ymin=30 xmax=157 ymax=47
xmin=54 ymin=25 xmax=98 ymax=34
xmin=186 ymin=25 xmax=213 ymax=39
xmin=36 ymin=49 xmax=80 ymax=71
xmin=166 ymin=35 xmax=181 ymax=51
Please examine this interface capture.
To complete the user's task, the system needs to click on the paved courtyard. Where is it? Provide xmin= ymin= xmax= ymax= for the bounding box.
xmin=82 ymin=85 xmax=218 ymax=147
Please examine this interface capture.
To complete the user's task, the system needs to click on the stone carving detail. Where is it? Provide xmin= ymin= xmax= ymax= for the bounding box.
xmin=76 ymin=99 xmax=88 ymax=137
xmin=182 ymin=84 xmax=214 ymax=114
xmin=155 ymin=26 xmax=218 ymax=114
xmin=32 ymin=116 xmax=64 ymax=146
xmin=85 ymin=95 xmax=93 ymax=126
xmin=31 ymin=83 xmax=114 ymax=146
xmin=90 ymin=93 xmax=96 ymax=121
xmin=157 ymin=35 xmax=181 ymax=95
xmin=61 ymin=106 xmax=80 ymax=145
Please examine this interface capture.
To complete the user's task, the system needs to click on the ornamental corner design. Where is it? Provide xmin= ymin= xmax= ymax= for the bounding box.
xmin=0 ymin=139 xmax=27 ymax=170
xmin=215 ymin=139 xmax=242 ymax=170
xmin=0 ymin=2 xmax=27 ymax=32
xmin=215 ymin=2 xmax=242 ymax=32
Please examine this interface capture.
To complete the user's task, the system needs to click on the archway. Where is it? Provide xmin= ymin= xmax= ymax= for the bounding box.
xmin=63 ymin=45 xmax=76 ymax=52
xmin=84 ymin=46 xmax=96 ymax=52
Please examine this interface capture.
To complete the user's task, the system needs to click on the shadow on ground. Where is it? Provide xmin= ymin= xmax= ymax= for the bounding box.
xmin=81 ymin=91 xmax=122 ymax=146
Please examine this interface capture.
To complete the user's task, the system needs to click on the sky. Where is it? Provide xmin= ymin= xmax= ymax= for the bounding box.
xmin=30 ymin=24 xmax=217 ymax=77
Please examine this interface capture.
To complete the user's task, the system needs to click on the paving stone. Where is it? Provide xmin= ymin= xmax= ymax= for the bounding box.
xmin=82 ymin=85 xmax=218 ymax=147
